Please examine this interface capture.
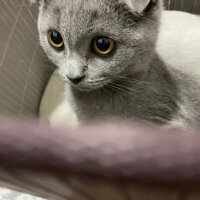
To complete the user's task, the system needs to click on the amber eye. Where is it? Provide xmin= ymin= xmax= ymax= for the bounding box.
xmin=48 ymin=30 xmax=64 ymax=50
xmin=92 ymin=37 xmax=115 ymax=56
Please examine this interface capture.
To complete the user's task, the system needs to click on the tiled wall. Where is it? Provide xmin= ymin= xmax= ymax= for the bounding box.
xmin=0 ymin=0 xmax=199 ymax=117
xmin=0 ymin=0 xmax=54 ymax=117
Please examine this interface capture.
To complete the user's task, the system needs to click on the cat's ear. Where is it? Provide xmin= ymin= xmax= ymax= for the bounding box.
xmin=122 ymin=0 xmax=156 ymax=13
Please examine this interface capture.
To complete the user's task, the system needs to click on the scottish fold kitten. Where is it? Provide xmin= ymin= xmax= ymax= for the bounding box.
xmin=35 ymin=0 xmax=200 ymax=129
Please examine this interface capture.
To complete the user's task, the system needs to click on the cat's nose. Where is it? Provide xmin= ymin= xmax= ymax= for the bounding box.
xmin=67 ymin=75 xmax=85 ymax=84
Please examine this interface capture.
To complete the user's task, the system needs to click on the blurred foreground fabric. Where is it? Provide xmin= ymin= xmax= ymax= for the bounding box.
xmin=0 ymin=116 xmax=200 ymax=200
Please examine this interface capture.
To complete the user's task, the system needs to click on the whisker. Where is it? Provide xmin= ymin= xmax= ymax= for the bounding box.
xmin=87 ymin=78 xmax=106 ymax=83
xmin=107 ymin=85 xmax=127 ymax=96
xmin=108 ymin=83 xmax=131 ymax=96
xmin=106 ymin=75 xmax=163 ymax=94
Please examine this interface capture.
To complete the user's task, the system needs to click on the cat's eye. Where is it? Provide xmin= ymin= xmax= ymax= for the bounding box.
xmin=48 ymin=30 xmax=64 ymax=50
xmin=92 ymin=37 xmax=115 ymax=56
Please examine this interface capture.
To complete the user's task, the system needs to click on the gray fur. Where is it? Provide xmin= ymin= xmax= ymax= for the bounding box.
xmin=35 ymin=0 xmax=200 ymax=129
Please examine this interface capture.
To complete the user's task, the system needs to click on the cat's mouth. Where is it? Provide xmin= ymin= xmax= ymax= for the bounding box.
xmin=69 ymin=78 xmax=111 ymax=91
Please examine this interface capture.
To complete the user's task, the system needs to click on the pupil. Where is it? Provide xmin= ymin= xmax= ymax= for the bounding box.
xmin=51 ymin=31 xmax=63 ymax=44
xmin=96 ymin=37 xmax=110 ymax=51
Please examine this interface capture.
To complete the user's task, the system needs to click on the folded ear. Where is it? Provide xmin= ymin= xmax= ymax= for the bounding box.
xmin=122 ymin=0 xmax=156 ymax=13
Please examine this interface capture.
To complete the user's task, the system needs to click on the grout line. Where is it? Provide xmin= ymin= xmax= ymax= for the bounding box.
xmin=0 ymin=97 xmax=18 ymax=112
xmin=2 ymin=0 xmax=16 ymax=18
xmin=0 ymin=15 xmax=12 ymax=31
xmin=192 ymin=0 xmax=196 ymax=12
xmin=180 ymin=0 xmax=184 ymax=10
xmin=19 ymin=44 xmax=39 ymax=115
xmin=0 ymin=91 xmax=20 ymax=107
xmin=21 ymin=17 xmax=37 ymax=38
xmin=168 ymin=0 xmax=171 ymax=9
xmin=0 ymin=0 xmax=25 ymax=70
xmin=26 ymin=6 xmax=38 ymax=24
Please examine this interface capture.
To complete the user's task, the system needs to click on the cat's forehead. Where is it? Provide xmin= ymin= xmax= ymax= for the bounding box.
xmin=43 ymin=0 xmax=115 ymax=28
xmin=41 ymin=0 xmax=126 ymax=39
xmin=45 ymin=0 xmax=110 ymax=14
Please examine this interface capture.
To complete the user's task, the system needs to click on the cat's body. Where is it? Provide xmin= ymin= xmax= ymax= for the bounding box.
xmin=67 ymin=55 xmax=178 ymax=123
xmin=66 ymin=54 xmax=200 ymax=128
xmin=36 ymin=0 xmax=200 ymax=129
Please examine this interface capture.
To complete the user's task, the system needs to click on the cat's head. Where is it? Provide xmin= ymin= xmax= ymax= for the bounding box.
xmin=34 ymin=0 xmax=162 ymax=91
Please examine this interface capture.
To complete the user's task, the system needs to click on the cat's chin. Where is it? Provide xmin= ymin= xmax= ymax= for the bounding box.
xmin=69 ymin=83 xmax=107 ymax=92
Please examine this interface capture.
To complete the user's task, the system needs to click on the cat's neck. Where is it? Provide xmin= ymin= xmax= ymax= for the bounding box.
xmin=68 ymin=54 xmax=179 ymax=123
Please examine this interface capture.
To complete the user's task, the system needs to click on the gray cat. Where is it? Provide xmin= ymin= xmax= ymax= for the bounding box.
xmin=33 ymin=0 xmax=200 ymax=129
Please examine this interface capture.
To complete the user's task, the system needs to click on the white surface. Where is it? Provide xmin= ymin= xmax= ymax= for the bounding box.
xmin=39 ymin=71 xmax=78 ymax=127
xmin=0 ymin=188 xmax=44 ymax=200
xmin=157 ymin=11 xmax=200 ymax=77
